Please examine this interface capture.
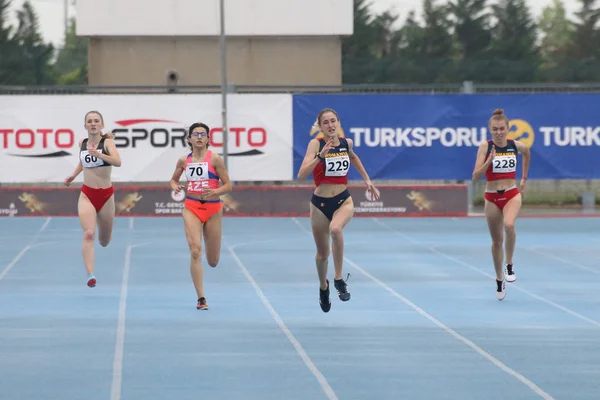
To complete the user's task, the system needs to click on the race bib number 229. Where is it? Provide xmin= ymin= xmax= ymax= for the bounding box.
xmin=325 ymin=156 xmax=350 ymax=177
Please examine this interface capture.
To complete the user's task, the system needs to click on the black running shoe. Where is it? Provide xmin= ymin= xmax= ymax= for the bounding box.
xmin=334 ymin=274 xmax=351 ymax=301
xmin=196 ymin=297 xmax=208 ymax=310
xmin=320 ymin=279 xmax=331 ymax=313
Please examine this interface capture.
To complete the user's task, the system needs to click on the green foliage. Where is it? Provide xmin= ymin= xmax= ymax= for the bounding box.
xmin=342 ymin=0 xmax=600 ymax=84
xmin=54 ymin=18 xmax=88 ymax=84
xmin=11 ymin=1 xmax=55 ymax=84
xmin=0 ymin=0 xmax=22 ymax=84
xmin=0 ymin=0 xmax=87 ymax=85
xmin=1 ymin=0 xmax=600 ymax=85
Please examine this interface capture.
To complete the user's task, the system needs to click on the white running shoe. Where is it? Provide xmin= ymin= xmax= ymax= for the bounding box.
xmin=496 ymin=278 xmax=506 ymax=301
xmin=505 ymin=264 xmax=516 ymax=283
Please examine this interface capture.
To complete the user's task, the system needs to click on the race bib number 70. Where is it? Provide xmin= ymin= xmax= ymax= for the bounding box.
xmin=185 ymin=162 xmax=209 ymax=181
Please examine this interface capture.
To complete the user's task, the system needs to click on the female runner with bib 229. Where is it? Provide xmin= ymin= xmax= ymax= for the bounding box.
xmin=64 ymin=110 xmax=122 ymax=288
xmin=472 ymin=109 xmax=530 ymax=301
xmin=170 ymin=122 xmax=232 ymax=310
xmin=297 ymin=108 xmax=379 ymax=313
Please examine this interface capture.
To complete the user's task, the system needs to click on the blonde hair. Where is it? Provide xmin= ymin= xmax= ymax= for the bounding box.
xmin=84 ymin=110 xmax=113 ymax=139
xmin=489 ymin=108 xmax=509 ymax=128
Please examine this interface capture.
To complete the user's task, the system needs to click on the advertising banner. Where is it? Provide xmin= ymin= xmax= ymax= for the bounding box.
xmin=293 ymin=93 xmax=600 ymax=180
xmin=0 ymin=184 xmax=468 ymax=217
xmin=0 ymin=94 xmax=293 ymax=182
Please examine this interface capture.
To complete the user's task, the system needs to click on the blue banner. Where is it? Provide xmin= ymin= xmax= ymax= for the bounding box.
xmin=293 ymin=93 xmax=600 ymax=180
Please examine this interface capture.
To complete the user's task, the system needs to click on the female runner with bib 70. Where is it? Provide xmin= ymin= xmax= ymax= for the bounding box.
xmin=169 ymin=122 xmax=232 ymax=310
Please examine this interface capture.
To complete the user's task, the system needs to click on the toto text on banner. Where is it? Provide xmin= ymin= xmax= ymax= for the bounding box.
xmin=0 ymin=94 xmax=294 ymax=183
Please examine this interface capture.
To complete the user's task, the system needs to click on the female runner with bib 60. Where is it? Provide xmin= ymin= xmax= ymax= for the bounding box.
xmin=297 ymin=108 xmax=379 ymax=313
xmin=64 ymin=111 xmax=122 ymax=288
xmin=472 ymin=109 xmax=530 ymax=301
xmin=170 ymin=122 xmax=232 ymax=310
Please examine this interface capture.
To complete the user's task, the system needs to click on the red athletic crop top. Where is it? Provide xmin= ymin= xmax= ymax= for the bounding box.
xmin=312 ymin=137 xmax=351 ymax=187
xmin=485 ymin=139 xmax=518 ymax=181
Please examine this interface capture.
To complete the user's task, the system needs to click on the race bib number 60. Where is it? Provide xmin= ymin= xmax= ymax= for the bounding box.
xmin=325 ymin=156 xmax=350 ymax=177
xmin=80 ymin=150 xmax=104 ymax=168
xmin=492 ymin=155 xmax=516 ymax=173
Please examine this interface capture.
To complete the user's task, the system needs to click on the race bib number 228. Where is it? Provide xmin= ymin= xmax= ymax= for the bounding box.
xmin=492 ymin=155 xmax=516 ymax=173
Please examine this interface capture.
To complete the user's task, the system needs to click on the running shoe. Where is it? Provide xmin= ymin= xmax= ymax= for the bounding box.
xmin=505 ymin=263 xmax=516 ymax=283
xmin=334 ymin=274 xmax=351 ymax=302
xmin=319 ymin=280 xmax=331 ymax=313
xmin=496 ymin=278 xmax=506 ymax=301
xmin=197 ymin=297 xmax=208 ymax=310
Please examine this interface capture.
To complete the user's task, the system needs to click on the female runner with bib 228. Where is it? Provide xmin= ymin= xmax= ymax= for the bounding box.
xmin=170 ymin=122 xmax=232 ymax=310
xmin=297 ymin=108 xmax=379 ymax=313
xmin=472 ymin=109 xmax=530 ymax=301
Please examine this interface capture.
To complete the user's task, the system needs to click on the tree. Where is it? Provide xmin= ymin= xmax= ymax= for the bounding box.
xmin=565 ymin=0 xmax=600 ymax=80
xmin=389 ymin=10 xmax=424 ymax=83
xmin=419 ymin=0 xmax=455 ymax=82
xmin=0 ymin=0 xmax=11 ymax=43
xmin=488 ymin=0 xmax=540 ymax=82
xmin=537 ymin=0 xmax=575 ymax=81
xmin=54 ymin=17 xmax=88 ymax=84
xmin=421 ymin=0 xmax=454 ymax=59
xmin=569 ymin=0 xmax=600 ymax=58
xmin=447 ymin=0 xmax=493 ymax=81
xmin=0 ymin=0 xmax=21 ymax=84
xmin=11 ymin=1 xmax=55 ymax=84
xmin=388 ymin=0 xmax=455 ymax=83
xmin=448 ymin=0 xmax=491 ymax=60
xmin=342 ymin=0 xmax=382 ymax=83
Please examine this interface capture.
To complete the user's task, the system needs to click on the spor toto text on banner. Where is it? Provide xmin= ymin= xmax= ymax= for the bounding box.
xmin=293 ymin=93 xmax=600 ymax=180
xmin=0 ymin=94 xmax=293 ymax=183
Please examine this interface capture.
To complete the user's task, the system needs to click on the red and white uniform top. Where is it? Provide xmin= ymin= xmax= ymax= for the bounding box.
xmin=485 ymin=139 xmax=518 ymax=181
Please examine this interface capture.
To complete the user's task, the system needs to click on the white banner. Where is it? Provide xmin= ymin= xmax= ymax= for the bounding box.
xmin=0 ymin=94 xmax=293 ymax=183
xmin=76 ymin=0 xmax=352 ymax=37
